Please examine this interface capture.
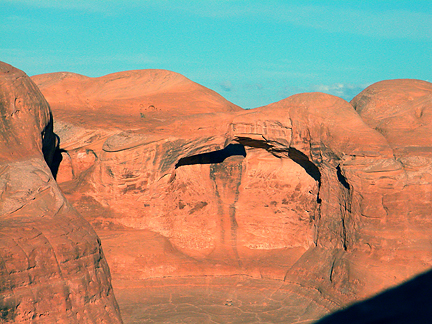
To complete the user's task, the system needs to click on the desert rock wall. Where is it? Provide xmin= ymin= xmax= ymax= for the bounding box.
xmin=27 ymin=66 xmax=432 ymax=321
xmin=0 ymin=62 xmax=122 ymax=323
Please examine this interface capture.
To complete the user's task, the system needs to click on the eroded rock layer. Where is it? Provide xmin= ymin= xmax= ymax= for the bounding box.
xmin=0 ymin=62 xmax=122 ymax=323
xmin=32 ymin=70 xmax=432 ymax=323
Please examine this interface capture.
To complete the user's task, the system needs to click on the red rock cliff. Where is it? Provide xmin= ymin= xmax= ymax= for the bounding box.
xmin=0 ymin=62 xmax=122 ymax=323
xmin=32 ymin=70 xmax=432 ymax=322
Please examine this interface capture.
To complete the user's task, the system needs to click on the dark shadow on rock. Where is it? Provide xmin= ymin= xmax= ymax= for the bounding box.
xmin=288 ymin=148 xmax=321 ymax=182
xmin=336 ymin=165 xmax=350 ymax=190
xmin=41 ymin=117 xmax=65 ymax=180
xmin=235 ymin=137 xmax=271 ymax=150
xmin=288 ymin=148 xmax=322 ymax=203
xmin=41 ymin=113 xmax=56 ymax=167
xmin=175 ymin=144 xmax=246 ymax=168
xmin=315 ymin=269 xmax=432 ymax=324
xmin=50 ymin=144 xmax=66 ymax=180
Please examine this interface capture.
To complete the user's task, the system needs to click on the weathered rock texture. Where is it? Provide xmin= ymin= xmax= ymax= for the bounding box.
xmin=32 ymin=69 xmax=432 ymax=323
xmin=31 ymin=69 xmax=240 ymax=128
xmin=0 ymin=62 xmax=122 ymax=323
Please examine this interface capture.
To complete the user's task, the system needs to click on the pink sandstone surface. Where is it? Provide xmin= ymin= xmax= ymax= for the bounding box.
xmin=2 ymin=62 xmax=431 ymax=323
xmin=0 ymin=62 xmax=122 ymax=323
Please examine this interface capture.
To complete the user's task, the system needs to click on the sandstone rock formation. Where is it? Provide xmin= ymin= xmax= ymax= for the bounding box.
xmin=31 ymin=69 xmax=240 ymax=127
xmin=31 ymin=68 xmax=432 ymax=323
xmin=352 ymin=79 xmax=432 ymax=157
xmin=0 ymin=62 xmax=122 ymax=323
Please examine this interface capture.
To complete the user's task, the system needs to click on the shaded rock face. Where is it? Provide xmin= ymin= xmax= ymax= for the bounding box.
xmin=33 ymin=71 xmax=432 ymax=322
xmin=0 ymin=62 xmax=122 ymax=323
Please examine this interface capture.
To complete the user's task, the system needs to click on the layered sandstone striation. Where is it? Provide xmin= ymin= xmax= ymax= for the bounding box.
xmin=0 ymin=62 xmax=122 ymax=323
xmin=348 ymin=79 xmax=432 ymax=296
xmin=32 ymin=69 xmax=432 ymax=323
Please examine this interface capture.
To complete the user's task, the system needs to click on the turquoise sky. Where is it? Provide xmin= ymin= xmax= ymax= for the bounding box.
xmin=1 ymin=0 xmax=431 ymax=108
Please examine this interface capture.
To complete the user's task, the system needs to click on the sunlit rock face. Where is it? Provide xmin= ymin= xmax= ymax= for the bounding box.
xmin=0 ymin=62 xmax=122 ymax=323
xmin=33 ymin=69 xmax=432 ymax=323
xmin=349 ymin=79 xmax=432 ymax=294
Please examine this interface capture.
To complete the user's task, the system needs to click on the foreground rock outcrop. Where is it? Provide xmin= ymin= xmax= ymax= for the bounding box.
xmin=0 ymin=62 xmax=122 ymax=323
xmin=30 ymin=68 xmax=432 ymax=323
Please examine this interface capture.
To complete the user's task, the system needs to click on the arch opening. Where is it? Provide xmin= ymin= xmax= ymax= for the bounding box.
xmin=175 ymin=144 xmax=246 ymax=168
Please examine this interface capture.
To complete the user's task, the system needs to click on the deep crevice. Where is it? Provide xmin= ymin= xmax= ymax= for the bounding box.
xmin=40 ymin=113 xmax=66 ymax=180
xmin=337 ymin=165 xmax=350 ymax=251
xmin=41 ymin=115 xmax=56 ymax=166
xmin=175 ymin=144 xmax=246 ymax=168
xmin=42 ymin=131 xmax=64 ymax=181
xmin=50 ymin=146 xmax=67 ymax=180
xmin=336 ymin=165 xmax=350 ymax=190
